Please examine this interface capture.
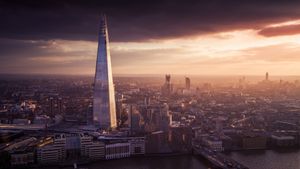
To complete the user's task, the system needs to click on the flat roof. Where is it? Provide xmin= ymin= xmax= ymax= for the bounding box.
xmin=0 ymin=124 xmax=45 ymax=130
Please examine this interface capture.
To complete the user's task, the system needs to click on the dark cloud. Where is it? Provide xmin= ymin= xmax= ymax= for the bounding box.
xmin=0 ymin=39 xmax=50 ymax=56
xmin=1 ymin=0 xmax=300 ymax=74
xmin=0 ymin=38 xmax=96 ymax=74
xmin=0 ymin=0 xmax=300 ymax=42
xmin=258 ymin=24 xmax=300 ymax=37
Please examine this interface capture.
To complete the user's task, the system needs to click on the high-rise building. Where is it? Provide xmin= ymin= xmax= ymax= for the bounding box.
xmin=166 ymin=74 xmax=171 ymax=83
xmin=49 ymin=97 xmax=54 ymax=118
xmin=93 ymin=15 xmax=117 ymax=129
xmin=57 ymin=97 xmax=63 ymax=115
xmin=161 ymin=74 xmax=173 ymax=96
xmin=265 ymin=72 xmax=269 ymax=81
xmin=185 ymin=77 xmax=191 ymax=90
xmin=86 ymin=104 xmax=93 ymax=125
xmin=128 ymin=104 xmax=142 ymax=134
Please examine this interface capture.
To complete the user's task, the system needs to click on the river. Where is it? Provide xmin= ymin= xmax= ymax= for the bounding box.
xmin=226 ymin=149 xmax=300 ymax=169
xmin=46 ymin=149 xmax=300 ymax=169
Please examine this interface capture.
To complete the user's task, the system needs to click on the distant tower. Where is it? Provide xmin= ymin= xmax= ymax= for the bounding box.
xmin=161 ymin=74 xmax=172 ymax=96
xmin=166 ymin=74 xmax=171 ymax=84
xmin=93 ymin=15 xmax=117 ymax=129
xmin=185 ymin=77 xmax=191 ymax=90
xmin=49 ymin=97 xmax=54 ymax=118
xmin=58 ymin=97 xmax=63 ymax=115
xmin=265 ymin=72 xmax=269 ymax=81
xmin=87 ymin=104 xmax=93 ymax=125
xmin=144 ymin=96 xmax=151 ymax=106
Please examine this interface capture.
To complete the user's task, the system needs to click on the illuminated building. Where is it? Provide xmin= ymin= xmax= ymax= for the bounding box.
xmin=93 ymin=15 xmax=117 ymax=129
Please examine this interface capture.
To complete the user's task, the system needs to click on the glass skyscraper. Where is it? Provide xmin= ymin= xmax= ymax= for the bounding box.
xmin=93 ymin=15 xmax=117 ymax=129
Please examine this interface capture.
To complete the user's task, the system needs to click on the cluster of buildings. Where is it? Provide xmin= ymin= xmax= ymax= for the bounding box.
xmin=0 ymin=131 xmax=146 ymax=167
xmin=161 ymin=74 xmax=194 ymax=96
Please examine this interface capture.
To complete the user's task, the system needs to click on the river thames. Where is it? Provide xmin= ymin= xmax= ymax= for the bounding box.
xmin=52 ymin=149 xmax=300 ymax=169
xmin=227 ymin=149 xmax=300 ymax=169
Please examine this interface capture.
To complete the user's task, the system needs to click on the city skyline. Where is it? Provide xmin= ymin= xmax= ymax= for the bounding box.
xmin=1 ymin=1 xmax=300 ymax=169
xmin=0 ymin=1 xmax=300 ymax=75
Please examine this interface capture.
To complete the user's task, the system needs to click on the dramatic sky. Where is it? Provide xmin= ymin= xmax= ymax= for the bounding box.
xmin=1 ymin=0 xmax=300 ymax=75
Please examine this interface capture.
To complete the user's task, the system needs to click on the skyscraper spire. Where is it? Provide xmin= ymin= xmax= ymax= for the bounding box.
xmin=93 ymin=15 xmax=117 ymax=129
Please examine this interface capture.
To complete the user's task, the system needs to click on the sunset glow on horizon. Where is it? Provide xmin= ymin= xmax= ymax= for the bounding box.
xmin=1 ymin=1 xmax=300 ymax=76
xmin=5 ymin=19 xmax=299 ymax=76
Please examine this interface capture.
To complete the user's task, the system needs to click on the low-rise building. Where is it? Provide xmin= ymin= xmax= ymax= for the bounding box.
xmin=11 ymin=152 xmax=34 ymax=166
xmin=36 ymin=134 xmax=66 ymax=164
xmin=202 ymin=136 xmax=223 ymax=152
xmin=271 ymin=135 xmax=296 ymax=147
xmin=79 ymin=133 xmax=105 ymax=160
xmin=105 ymin=142 xmax=130 ymax=160
xmin=3 ymin=137 xmax=37 ymax=166
xmin=145 ymin=131 xmax=171 ymax=154
xmin=128 ymin=137 xmax=145 ymax=155
xmin=85 ymin=141 xmax=105 ymax=160
xmin=241 ymin=132 xmax=267 ymax=150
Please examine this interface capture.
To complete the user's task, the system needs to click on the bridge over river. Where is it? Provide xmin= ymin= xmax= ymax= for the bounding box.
xmin=193 ymin=145 xmax=249 ymax=169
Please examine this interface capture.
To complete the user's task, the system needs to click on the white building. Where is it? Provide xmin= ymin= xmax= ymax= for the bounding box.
xmin=79 ymin=133 xmax=93 ymax=157
xmin=79 ymin=133 xmax=105 ymax=160
xmin=85 ymin=142 xmax=105 ymax=160
xmin=105 ymin=142 xmax=130 ymax=160
xmin=37 ymin=134 xmax=66 ymax=164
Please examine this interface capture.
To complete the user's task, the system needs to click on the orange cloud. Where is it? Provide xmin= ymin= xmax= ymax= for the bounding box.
xmin=258 ymin=24 xmax=300 ymax=37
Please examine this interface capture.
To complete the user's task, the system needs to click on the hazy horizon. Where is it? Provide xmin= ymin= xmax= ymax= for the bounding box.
xmin=1 ymin=72 xmax=300 ymax=77
xmin=1 ymin=73 xmax=299 ymax=85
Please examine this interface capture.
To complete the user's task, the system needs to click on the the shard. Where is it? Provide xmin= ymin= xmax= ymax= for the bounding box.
xmin=93 ymin=15 xmax=117 ymax=129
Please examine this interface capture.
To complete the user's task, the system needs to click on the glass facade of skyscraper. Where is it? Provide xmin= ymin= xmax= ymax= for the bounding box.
xmin=93 ymin=15 xmax=117 ymax=129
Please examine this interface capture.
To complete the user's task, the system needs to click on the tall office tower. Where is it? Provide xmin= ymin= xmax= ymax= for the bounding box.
xmin=93 ymin=15 xmax=117 ymax=129
xmin=185 ymin=77 xmax=191 ymax=90
xmin=166 ymin=74 xmax=171 ymax=84
xmin=265 ymin=72 xmax=269 ymax=81
xmin=161 ymin=74 xmax=173 ymax=96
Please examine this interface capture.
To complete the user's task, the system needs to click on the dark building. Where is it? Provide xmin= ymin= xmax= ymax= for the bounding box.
xmin=161 ymin=74 xmax=173 ymax=96
xmin=185 ymin=77 xmax=191 ymax=90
